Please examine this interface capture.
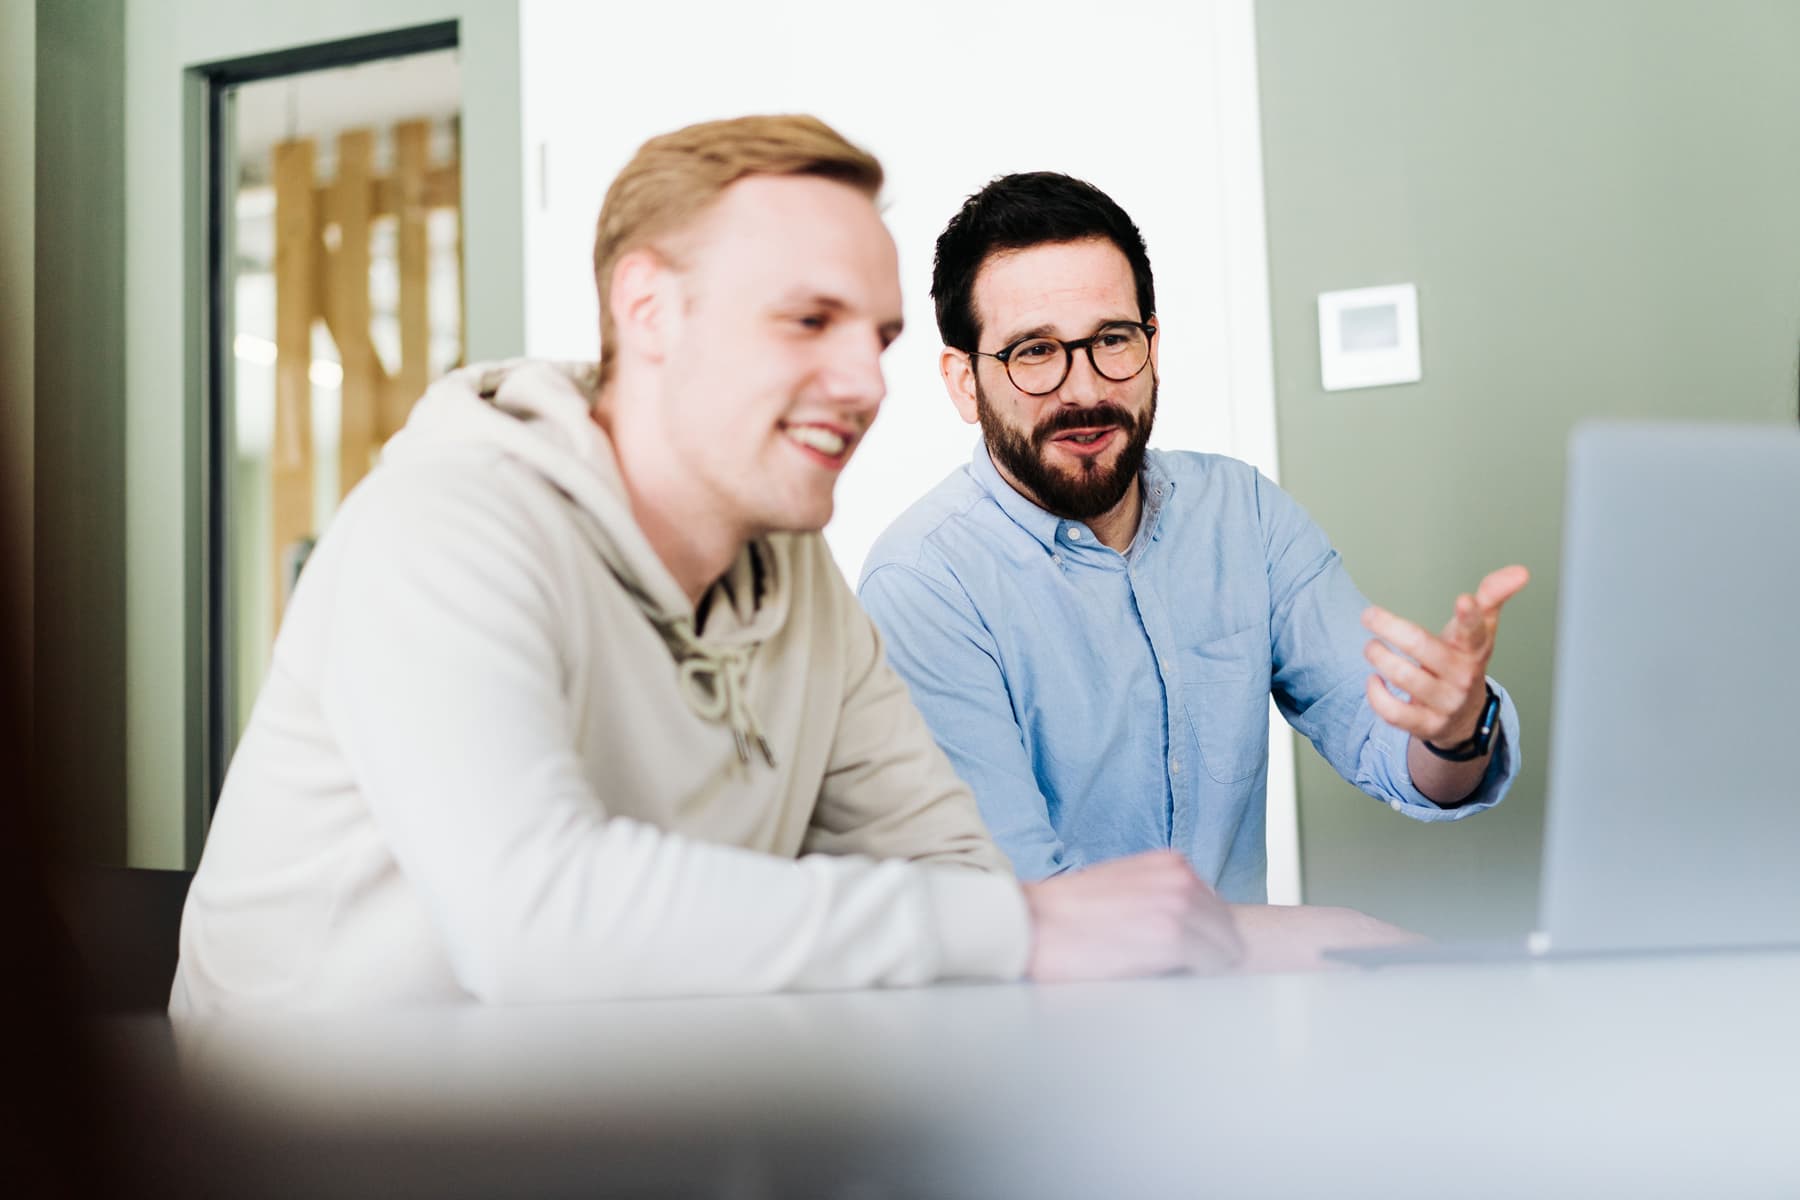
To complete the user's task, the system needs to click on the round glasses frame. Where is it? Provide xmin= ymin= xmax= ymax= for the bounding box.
xmin=968 ymin=321 xmax=1158 ymax=396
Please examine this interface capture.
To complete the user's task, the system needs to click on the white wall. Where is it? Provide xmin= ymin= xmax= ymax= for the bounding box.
xmin=518 ymin=0 xmax=1299 ymax=900
xmin=522 ymin=0 xmax=1263 ymax=579
xmin=123 ymin=0 xmax=525 ymax=867
xmin=2 ymin=0 xmax=33 ymax=684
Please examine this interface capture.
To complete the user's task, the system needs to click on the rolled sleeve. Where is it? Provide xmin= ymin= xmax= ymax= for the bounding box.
xmin=1261 ymin=470 xmax=1519 ymax=823
xmin=1358 ymin=677 xmax=1522 ymax=822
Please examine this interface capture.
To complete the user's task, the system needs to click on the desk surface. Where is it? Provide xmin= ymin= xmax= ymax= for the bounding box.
xmin=110 ymin=951 xmax=1800 ymax=1198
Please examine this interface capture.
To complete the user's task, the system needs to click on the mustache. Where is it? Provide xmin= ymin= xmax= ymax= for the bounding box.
xmin=1033 ymin=403 xmax=1136 ymax=445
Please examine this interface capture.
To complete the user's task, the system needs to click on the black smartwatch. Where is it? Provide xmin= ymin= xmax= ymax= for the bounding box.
xmin=1422 ymin=684 xmax=1500 ymax=762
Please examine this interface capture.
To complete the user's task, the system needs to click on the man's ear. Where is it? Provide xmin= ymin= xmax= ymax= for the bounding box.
xmin=1146 ymin=312 xmax=1162 ymax=375
xmin=940 ymin=346 xmax=980 ymax=425
xmin=608 ymin=248 xmax=676 ymax=368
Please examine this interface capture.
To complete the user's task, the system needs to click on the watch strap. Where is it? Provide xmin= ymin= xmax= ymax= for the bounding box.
xmin=1422 ymin=683 xmax=1500 ymax=762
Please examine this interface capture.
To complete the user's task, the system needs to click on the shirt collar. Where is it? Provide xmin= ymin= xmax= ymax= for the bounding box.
xmin=968 ymin=440 xmax=1177 ymax=557
xmin=969 ymin=440 xmax=1067 ymax=554
xmin=1129 ymin=453 xmax=1175 ymax=558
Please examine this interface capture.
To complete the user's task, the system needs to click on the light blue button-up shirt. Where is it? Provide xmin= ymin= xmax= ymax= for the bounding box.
xmin=858 ymin=444 xmax=1519 ymax=900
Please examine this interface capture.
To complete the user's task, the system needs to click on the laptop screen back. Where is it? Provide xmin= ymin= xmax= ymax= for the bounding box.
xmin=1541 ymin=422 xmax=1800 ymax=952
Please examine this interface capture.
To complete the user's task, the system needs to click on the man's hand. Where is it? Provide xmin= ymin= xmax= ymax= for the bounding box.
xmin=1020 ymin=850 xmax=1243 ymax=982
xmin=1360 ymin=564 xmax=1530 ymax=747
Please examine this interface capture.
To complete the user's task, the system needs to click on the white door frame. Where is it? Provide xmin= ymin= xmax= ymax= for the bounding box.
xmin=1212 ymin=0 xmax=1302 ymax=904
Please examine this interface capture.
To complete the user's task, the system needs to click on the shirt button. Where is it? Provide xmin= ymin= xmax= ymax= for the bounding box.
xmin=1170 ymin=759 xmax=1182 ymax=775
xmin=1389 ymin=798 xmax=1403 ymax=812
xmin=1067 ymin=527 xmax=1082 ymax=541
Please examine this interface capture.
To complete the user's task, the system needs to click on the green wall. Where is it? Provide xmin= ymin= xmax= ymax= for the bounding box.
xmin=35 ymin=0 xmax=130 ymax=863
xmin=1256 ymin=0 xmax=1800 ymax=937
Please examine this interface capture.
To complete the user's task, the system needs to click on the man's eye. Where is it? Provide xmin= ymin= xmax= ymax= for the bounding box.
xmin=1096 ymin=332 xmax=1129 ymax=349
xmin=797 ymin=314 xmax=829 ymax=331
xmin=1014 ymin=340 xmax=1059 ymax=361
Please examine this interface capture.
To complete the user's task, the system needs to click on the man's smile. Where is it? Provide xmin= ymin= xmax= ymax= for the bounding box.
xmin=1046 ymin=426 xmax=1121 ymax=458
xmin=780 ymin=421 xmax=856 ymax=467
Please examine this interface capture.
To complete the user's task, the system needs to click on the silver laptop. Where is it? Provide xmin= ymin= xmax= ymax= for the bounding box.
xmin=1336 ymin=421 xmax=1800 ymax=965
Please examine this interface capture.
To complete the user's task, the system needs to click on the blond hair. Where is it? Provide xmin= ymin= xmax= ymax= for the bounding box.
xmin=592 ymin=114 xmax=884 ymax=385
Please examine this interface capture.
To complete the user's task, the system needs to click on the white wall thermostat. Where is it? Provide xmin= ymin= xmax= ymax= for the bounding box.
xmin=1317 ymin=283 xmax=1421 ymax=392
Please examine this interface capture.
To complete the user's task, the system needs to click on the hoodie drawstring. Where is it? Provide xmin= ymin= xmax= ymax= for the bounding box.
xmin=664 ymin=623 xmax=777 ymax=769
xmin=422 ymin=361 xmax=783 ymax=772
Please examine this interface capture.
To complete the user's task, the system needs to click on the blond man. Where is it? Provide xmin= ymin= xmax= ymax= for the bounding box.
xmin=172 ymin=116 xmax=1239 ymax=1012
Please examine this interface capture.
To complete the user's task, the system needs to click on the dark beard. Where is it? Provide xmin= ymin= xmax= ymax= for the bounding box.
xmin=975 ymin=376 xmax=1157 ymax=521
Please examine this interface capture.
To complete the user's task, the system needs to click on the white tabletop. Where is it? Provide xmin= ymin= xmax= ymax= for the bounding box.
xmin=111 ymin=949 xmax=1800 ymax=1198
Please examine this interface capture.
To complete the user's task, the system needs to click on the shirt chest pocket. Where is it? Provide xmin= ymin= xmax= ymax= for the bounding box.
xmin=1176 ymin=624 xmax=1270 ymax=784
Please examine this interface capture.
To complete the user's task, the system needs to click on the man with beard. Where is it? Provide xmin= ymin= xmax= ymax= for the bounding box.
xmin=859 ymin=172 xmax=1526 ymax=905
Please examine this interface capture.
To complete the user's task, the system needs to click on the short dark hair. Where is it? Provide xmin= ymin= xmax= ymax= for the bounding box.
xmin=931 ymin=171 xmax=1156 ymax=352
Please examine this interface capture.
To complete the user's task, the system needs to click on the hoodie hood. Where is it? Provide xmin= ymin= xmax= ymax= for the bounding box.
xmin=382 ymin=359 xmax=791 ymax=765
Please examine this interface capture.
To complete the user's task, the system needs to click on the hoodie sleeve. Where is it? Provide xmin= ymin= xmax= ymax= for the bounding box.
xmin=798 ymin=549 xmax=1030 ymax=979
xmin=318 ymin=460 xmax=1028 ymax=1003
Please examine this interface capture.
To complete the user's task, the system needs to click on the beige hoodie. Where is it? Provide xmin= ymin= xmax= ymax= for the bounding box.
xmin=171 ymin=360 xmax=1029 ymax=1012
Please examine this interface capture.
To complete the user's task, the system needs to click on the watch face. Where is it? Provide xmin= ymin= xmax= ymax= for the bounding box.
xmin=1470 ymin=687 xmax=1500 ymax=754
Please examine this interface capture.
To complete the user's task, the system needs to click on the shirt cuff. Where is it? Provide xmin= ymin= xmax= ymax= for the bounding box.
xmin=920 ymin=865 xmax=1032 ymax=981
xmin=1375 ymin=677 xmax=1521 ymax=823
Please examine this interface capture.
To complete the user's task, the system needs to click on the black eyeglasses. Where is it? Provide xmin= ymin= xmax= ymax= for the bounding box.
xmin=969 ymin=321 xmax=1157 ymax=396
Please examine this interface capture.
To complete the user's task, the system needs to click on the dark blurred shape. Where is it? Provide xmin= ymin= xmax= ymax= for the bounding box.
xmin=53 ymin=868 xmax=194 ymax=1013
xmin=0 ymin=396 xmax=113 ymax=1199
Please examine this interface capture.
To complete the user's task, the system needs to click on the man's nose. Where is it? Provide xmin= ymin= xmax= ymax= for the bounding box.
xmin=1054 ymin=345 xmax=1107 ymax=404
xmin=824 ymin=336 xmax=887 ymax=419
